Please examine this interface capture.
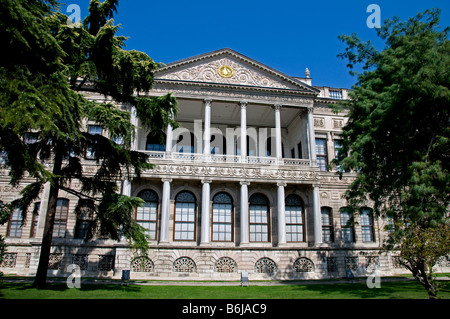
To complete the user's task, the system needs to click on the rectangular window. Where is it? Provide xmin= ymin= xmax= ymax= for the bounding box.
xmin=297 ymin=142 xmax=303 ymax=159
xmin=30 ymin=202 xmax=40 ymax=238
xmin=8 ymin=208 xmax=23 ymax=238
xmin=340 ymin=208 xmax=354 ymax=243
xmin=23 ymin=132 xmax=39 ymax=145
xmin=136 ymin=201 xmax=158 ymax=240
xmin=329 ymin=90 xmax=342 ymax=99
xmin=86 ymin=125 xmax=103 ymax=159
xmin=53 ymin=199 xmax=69 ymax=238
xmin=315 ymin=138 xmax=328 ymax=171
xmin=321 ymin=207 xmax=334 ymax=242
xmin=361 ymin=208 xmax=375 ymax=242
xmin=174 ymin=202 xmax=196 ymax=241
xmin=88 ymin=125 xmax=103 ymax=135
xmin=249 ymin=205 xmax=269 ymax=242
xmin=75 ymin=200 xmax=94 ymax=240
xmin=212 ymin=203 xmax=233 ymax=241
xmin=285 ymin=206 xmax=304 ymax=242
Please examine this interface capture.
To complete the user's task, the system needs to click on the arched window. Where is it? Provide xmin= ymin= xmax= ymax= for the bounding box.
xmin=285 ymin=194 xmax=304 ymax=242
xmin=212 ymin=192 xmax=233 ymax=242
xmin=255 ymin=257 xmax=277 ymax=274
xmin=249 ymin=193 xmax=270 ymax=242
xmin=136 ymin=190 xmax=159 ymax=240
xmin=146 ymin=133 xmax=166 ymax=152
xmin=173 ymin=257 xmax=196 ymax=273
xmin=174 ymin=191 xmax=196 ymax=241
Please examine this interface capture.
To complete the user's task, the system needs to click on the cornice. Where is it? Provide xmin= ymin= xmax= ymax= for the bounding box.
xmin=156 ymin=48 xmax=320 ymax=94
xmin=154 ymin=79 xmax=318 ymax=96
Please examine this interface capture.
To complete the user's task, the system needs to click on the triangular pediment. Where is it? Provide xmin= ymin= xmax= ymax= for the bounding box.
xmin=155 ymin=48 xmax=318 ymax=93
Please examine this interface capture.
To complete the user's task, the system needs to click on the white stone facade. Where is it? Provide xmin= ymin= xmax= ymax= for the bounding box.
xmin=2 ymin=48 xmax=449 ymax=280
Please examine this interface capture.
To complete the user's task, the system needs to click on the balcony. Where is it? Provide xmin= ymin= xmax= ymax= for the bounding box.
xmin=141 ymin=151 xmax=311 ymax=167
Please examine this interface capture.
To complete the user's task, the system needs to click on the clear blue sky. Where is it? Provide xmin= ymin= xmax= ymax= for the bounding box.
xmin=65 ymin=0 xmax=450 ymax=89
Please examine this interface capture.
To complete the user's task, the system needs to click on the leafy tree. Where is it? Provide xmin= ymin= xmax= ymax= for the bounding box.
xmin=336 ymin=9 xmax=449 ymax=298
xmin=0 ymin=0 xmax=177 ymax=288
xmin=0 ymin=204 xmax=13 ymax=280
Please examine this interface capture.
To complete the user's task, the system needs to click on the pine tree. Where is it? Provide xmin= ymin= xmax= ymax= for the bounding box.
xmin=0 ymin=0 xmax=177 ymax=288
xmin=336 ymin=9 xmax=449 ymax=298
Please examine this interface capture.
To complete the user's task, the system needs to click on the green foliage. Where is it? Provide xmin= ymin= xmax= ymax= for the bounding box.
xmin=395 ymin=224 xmax=450 ymax=298
xmin=337 ymin=8 xmax=449 ymax=224
xmin=336 ymin=9 xmax=450 ymax=298
xmin=0 ymin=0 xmax=178 ymax=285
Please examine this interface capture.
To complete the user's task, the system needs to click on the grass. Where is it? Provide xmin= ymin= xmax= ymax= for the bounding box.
xmin=1 ymin=278 xmax=449 ymax=299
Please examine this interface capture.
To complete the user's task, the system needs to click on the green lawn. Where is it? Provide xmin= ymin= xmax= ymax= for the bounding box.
xmin=1 ymin=279 xmax=449 ymax=299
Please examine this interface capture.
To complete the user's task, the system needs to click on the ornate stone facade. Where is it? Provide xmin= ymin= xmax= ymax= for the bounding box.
xmin=2 ymin=48 xmax=448 ymax=281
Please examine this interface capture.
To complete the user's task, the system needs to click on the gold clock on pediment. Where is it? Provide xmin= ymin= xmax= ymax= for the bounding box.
xmin=218 ymin=65 xmax=234 ymax=78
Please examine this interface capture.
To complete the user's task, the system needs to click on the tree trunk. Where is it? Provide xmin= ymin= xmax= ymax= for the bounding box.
xmin=33 ymin=145 xmax=63 ymax=289
xmin=412 ymin=265 xmax=439 ymax=299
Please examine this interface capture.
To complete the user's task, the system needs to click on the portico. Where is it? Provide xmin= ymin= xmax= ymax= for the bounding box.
xmin=128 ymin=48 xmax=325 ymax=248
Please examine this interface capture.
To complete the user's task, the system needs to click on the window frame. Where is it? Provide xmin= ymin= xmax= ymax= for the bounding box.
xmin=74 ymin=199 xmax=94 ymax=240
xmin=361 ymin=207 xmax=375 ymax=242
xmin=135 ymin=190 xmax=159 ymax=241
xmin=7 ymin=207 xmax=23 ymax=238
xmin=173 ymin=191 xmax=197 ymax=241
xmin=315 ymin=138 xmax=328 ymax=171
xmin=340 ymin=207 xmax=354 ymax=243
xmin=86 ymin=124 xmax=103 ymax=159
xmin=211 ymin=192 xmax=234 ymax=242
xmin=249 ymin=193 xmax=270 ymax=243
xmin=321 ymin=206 xmax=334 ymax=243
xmin=53 ymin=198 xmax=70 ymax=238
xmin=29 ymin=202 xmax=40 ymax=238
xmin=285 ymin=194 xmax=305 ymax=242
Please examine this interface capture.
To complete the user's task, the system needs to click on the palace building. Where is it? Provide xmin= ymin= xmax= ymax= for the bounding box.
xmin=2 ymin=48 xmax=447 ymax=280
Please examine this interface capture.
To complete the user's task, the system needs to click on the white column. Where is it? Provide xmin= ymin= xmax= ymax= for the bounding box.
xmin=312 ymin=184 xmax=322 ymax=245
xmin=203 ymin=99 xmax=212 ymax=159
xmin=130 ymin=106 xmax=138 ymax=151
xmin=274 ymin=104 xmax=283 ymax=160
xmin=277 ymin=182 xmax=286 ymax=245
xmin=159 ymin=178 xmax=172 ymax=243
xmin=240 ymin=101 xmax=247 ymax=161
xmin=201 ymin=179 xmax=211 ymax=244
xmin=165 ymin=114 xmax=174 ymax=155
xmin=307 ymin=107 xmax=317 ymax=166
xmin=240 ymin=181 xmax=250 ymax=245
xmin=121 ymin=180 xmax=131 ymax=196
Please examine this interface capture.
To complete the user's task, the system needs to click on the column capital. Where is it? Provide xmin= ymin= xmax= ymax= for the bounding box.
xmin=204 ymin=98 xmax=212 ymax=105
xmin=239 ymin=181 xmax=250 ymax=186
xmin=307 ymin=106 xmax=314 ymax=114
xmin=273 ymin=104 xmax=282 ymax=111
xmin=240 ymin=101 xmax=248 ymax=108
xmin=201 ymin=179 xmax=212 ymax=184
xmin=161 ymin=178 xmax=173 ymax=183
xmin=277 ymin=182 xmax=287 ymax=187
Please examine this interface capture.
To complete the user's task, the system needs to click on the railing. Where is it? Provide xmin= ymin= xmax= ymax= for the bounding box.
xmin=141 ymin=151 xmax=311 ymax=166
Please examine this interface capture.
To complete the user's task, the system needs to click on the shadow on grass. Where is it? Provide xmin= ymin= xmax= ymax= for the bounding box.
xmin=296 ymin=280 xmax=448 ymax=299
xmin=0 ymin=281 xmax=142 ymax=299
